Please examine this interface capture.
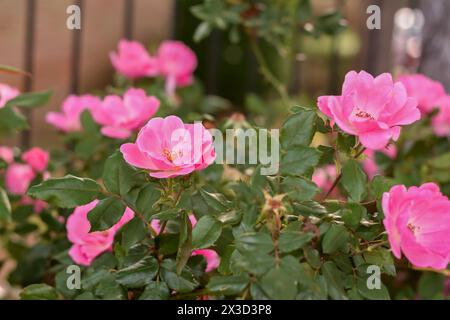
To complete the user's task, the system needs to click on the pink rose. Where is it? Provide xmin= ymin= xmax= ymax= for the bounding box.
xmin=0 ymin=146 xmax=14 ymax=164
xmin=318 ymin=70 xmax=421 ymax=150
xmin=110 ymin=39 xmax=158 ymax=79
xmin=362 ymin=145 xmax=397 ymax=179
xmin=157 ymin=41 xmax=197 ymax=96
xmin=432 ymin=96 xmax=450 ymax=137
xmin=46 ymin=94 xmax=101 ymax=132
xmin=397 ymin=74 xmax=446 ymax=114
xmin=120 ymin=115 xmax=215 ymax=178
xmin=21 ymin=147 xmax=49 ymax=173
xmin=5 ymin=163 xmax=36 ymax=195
xmin=66 ymin=200 xmax=134 ymax=266
xmin=0 ymin=83 xmax=19 ymax=108
xmin=92 ymin=88 xmax=160 ymax=139
xmin=382 ymin=183 xmax=450 ymax=270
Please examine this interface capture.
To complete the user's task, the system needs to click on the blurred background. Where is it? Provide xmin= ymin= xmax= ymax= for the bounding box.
xmin=0 ymin=0 xmax=449 ymax=146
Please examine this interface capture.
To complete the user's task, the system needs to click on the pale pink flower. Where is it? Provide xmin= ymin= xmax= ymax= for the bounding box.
xmin=157 ymin=41 xmax=197 ymax=96
xmin=110 ymin=39 xmax=158 ymax=79
xmin=0 ymin=83 xmax=19 ymax=108
xmin=362 ymin=145 xmax=397 ymax=179
xmin=312 ymin=165 xmax=338 ymax=195
xmin=397 ymin=74 xmax=446 ymax=114
xmin=432 ymin=96 xmax=450 ymax=137
xmin=5 ymin=163 xmax=35 ymax=195
xmin=21 ymin=147 xmax=49 ymax=173
xmin=46 ymin=94 xmax=101 ymax=132
xmin=92 ymin=88 xmax=160 ymax=139
xmin=66 ymin=200 xmax=134 ymax=266
xmin=0 ymin=146 xmax=14 ymax=164
xmin=318 ymin=70 xmax=421 ymax=150
xmin=382 ymin=183 xmax=450 ymax=270
xmin=120 ymin=115 xmax=215 ymax=178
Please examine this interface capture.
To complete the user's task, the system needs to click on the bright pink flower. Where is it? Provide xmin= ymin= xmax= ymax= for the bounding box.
xmin=432 ymin=96 xmax=450 ymax=137
xmin=5 ymin=163 xmax=35 ymax=195
xmin=46 ymin=95 xmax=101 ymax=132
xmin=318 ymin=71 xmax=421 ymax=150
xmin=120 ymin=115 xmax=215 ymax=178
xmin=21 ymin=147 xmax=49 ymax=173
xmin=0 ymin=146 xmax=14 ymax=163
xmin=382 ymin=183 xmax=450 ymax=270
xmin=110 ymin=39 xmax=158 ymax=79
xmin=157 ymin=41 xmax=197 ymax=96
xmin=92 ymin=88 xmax=160 ymax=139
xmin=66 ymin=200 xmax=134 ymax=266
xmin=397 ymin=74 xmax=446 ymax=114
xmin=362 ymin=145 xmax=397 ymax=179
xmin=191 ymin=249 xmax=220 ymax=272
xmin=0 ymin=83 xmax=19 ymax=108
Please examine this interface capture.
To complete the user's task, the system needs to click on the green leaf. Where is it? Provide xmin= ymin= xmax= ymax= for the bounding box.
xmin=176 ymin=212 xmax=193 ymax=275
xmin=27 ymin=175 xmax=101 ymax=208
xmin=236 ymin=232 xmax=274 ymax=253
xmin=356 ymin=277 xmax=390 ymax=300
xmin=135 ymin=184 xmax=161 ymax=218
xmin=0 ymin=106 xmax=28 ymax=132
xmin=207 ymin=275 xmax=249 ymax=296
xmin=0 ymin=187 xmax=12 ymax=221
xmin=418 ymin=272 xmax=445 ymax=299
xmin=371 ymin=175 xmax=396 ymax=199
xmin=4 ymin=90 xmax=52 ymax=109
xmin=94 ymin=273 xmax=125 ymax=300
xmin=342 ymin=203 xmax=365 ymax=228
xmin=281 ymin=108 xmax=317 ymax=149
xmin=321 ymin=262 xmax=347 ymax=300
xmin=87 ymin=197 xmax=126 ymax=232
xmin=280 ymin=146 xmax=321 ymax=176
xmin=281 ymin=177 xmax=320 ymax=201
xmin=20 ymin=284 xmax=58 ymax=300
xmin=260 ymin=263 xmax=297 ymax=299
xmin=192 ymin=215 xmax=222 ymax=249
xmin=199 ymin=188 xmax=232 ymax=212
xmin=116 ymin=255 xmax=159 ymax=288
xmin=322 ymin=224 xmax=349 ymax=254
xmin=103 ymin=152 xmax=144 ymax=196
xmin=231 ymin=250 xmax=275 ymax=276
xmin=160 ymin=259 xmax=198 ymax=293
xmin=139 ymin=281 xmax=170 ymax=300
xmin=341 ymin=160 xmax=367 ymax=202
xmin=151 ymin=208 xmax=179 ymax=221
xmin=278 ymin=231 xmax=313 ymax=253
xmin=293 ymin=200 xmax=327 ymax=216
xmin=121 ymin=217 xmax=147 ymax=252
xmin=194 ymin=21 xmax=212 ymax=42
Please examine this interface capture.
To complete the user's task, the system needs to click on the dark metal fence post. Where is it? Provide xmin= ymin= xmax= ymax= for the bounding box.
xmin=70 ymin=0 xmax=83 ymax=94
xmin=123 ymin=0 xmax=134 ymax=39
xmin=20 ymin=0 xmax=36 ymax=148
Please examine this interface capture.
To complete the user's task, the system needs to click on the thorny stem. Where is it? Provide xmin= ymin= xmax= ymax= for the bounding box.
xmin=249 ymin=39 xmax=290 ymax=106
xmin=412 ymin=267 xmax=450 ymax=277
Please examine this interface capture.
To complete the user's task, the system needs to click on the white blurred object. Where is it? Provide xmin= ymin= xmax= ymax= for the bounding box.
xmin=392 ymin=7 xmax=425 ymax=75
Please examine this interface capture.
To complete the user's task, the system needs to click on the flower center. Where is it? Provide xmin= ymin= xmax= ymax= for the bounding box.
xmin=407 ymin=222 xmax=420 ymax=235
xmin=162 ymin=148 xmax=183 ymax=163
xmin=355 ymin=108 xmax=375 ymax=120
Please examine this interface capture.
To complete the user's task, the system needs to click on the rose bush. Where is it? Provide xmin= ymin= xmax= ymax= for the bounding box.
xmin=0 ymin=1 xmax=449 ymax=300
